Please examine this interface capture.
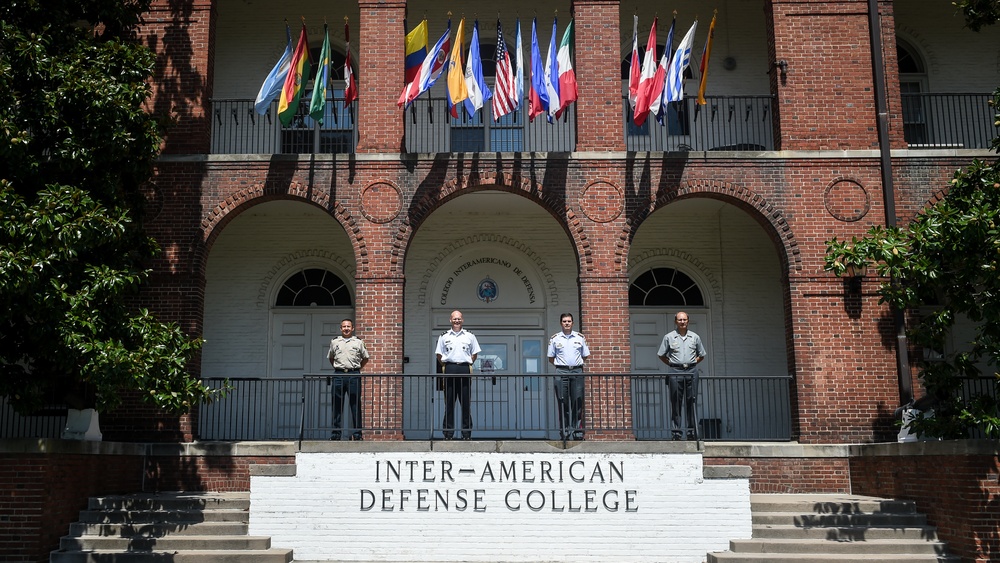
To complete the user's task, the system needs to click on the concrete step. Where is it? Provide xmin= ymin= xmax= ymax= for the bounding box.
xmin=89 ymin=493 xmax=250 ymax=512
xmin=752 ymin=511 xmax=927 ymax=527
xmin=68 ymin=521 xmax=249 ymax=537
xmin=729 ymin=538 xmax=949 ymax=555
xmin=708 ymin=554 xmax=960 ymax=563
xmin=77 ymin=509 xmax=249 ymax=524
xmin=50 ymin=548 xmax=293 ymax=563
xmin=59 ymin=535 xmax=273 ymax=551
xmin=750 ymin=494 xmax=916 ymax=514
xmin=753 ymin=523 xmax=939 ymax=541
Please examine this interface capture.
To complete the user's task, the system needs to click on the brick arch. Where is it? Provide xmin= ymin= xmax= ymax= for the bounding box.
xmin=198 ymin=181 xmax=367 ymax=275
xmin=623 ymin=179 xmax=802 ymax=272
xmin=391 ymin=170 xmax=592 ymax=273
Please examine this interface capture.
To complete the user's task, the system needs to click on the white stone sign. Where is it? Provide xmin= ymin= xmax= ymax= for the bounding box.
xmin=250 ymin=451 xmax=750 ymax=562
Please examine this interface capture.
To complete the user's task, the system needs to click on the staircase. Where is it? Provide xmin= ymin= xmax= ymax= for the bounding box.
xmin=707 ymin=494 xmax=959 ymax=562
xmin=50 ymin=492 xmax=293 ymax=563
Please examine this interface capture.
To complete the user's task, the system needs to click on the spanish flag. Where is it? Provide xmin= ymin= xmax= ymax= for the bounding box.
xmin=278 ymin=23 xmax=311 ymax=126
xmin=697 ymin=12 xmax=716 ymax=106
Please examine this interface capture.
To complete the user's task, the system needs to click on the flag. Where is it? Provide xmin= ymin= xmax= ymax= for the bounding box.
xmin=627 ymin=15 xmax=639 ymax=111
xmin=697 ymin=12 xmax=717 ymax=105
xmin=278 ymin=23 xmax=311 ymax=126
xmin=555 ymin=18 xmax=577 ymax=118
xmin=308 ymin=24 xmax=331 ymax=123
xmin=649 ymin=15 xmax=675 ymax=123
xmin=633 ymin=17 xmax=658 ymax=126
xmin=528 ymin=18 xmax=546 ymax=122
xmin=464 ymin=20 xmax=492 ymax=117
xmin=665 ymin=20 xmax=697 ymax=104
xmin=514 ymin=18 xmax=524 ymax=111
xmin=492 ymin=20 xmax=517 ymax=120
xmin=404 ymin=20 xmax=428 ymax=85
xmin=446 ymin=18 xmax=468 ymax=118
xmin=254 ymin=24 xmax=293 ymax=115
xmin=543 ymin=17 xmax=561 ymax=121
xmin=344 ymin=20 xmax=357 ymax=107
xmin=398 ymin=21 xmax=451 ymax=108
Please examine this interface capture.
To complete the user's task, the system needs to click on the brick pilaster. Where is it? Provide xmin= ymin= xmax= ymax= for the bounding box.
xmin=572 ymin=0 xmax=625 ymax=152
xmin=357 ymin=0 xmax=406 ymax=153
xmin=355 ymin=276 xmax=405 ymax=440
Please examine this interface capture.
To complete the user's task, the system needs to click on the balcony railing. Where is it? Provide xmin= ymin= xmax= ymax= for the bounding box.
xmin=625 ymin=95 xmax=776 ymax=152
xmin=901 ymin=93 xmax=995 ymax=149
xmin=403 ymin=96 xmax=576 ymax=153
xmin=196 ymin=373 xmax=794 ymax=442
xmin=211 ymin=94 xmax=357 ymax=155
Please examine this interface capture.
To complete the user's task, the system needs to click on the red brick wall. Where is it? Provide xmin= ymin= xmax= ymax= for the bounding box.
xmin=356 ymin=0 xmax=405 ymax=153
xmin=766 ymin=0 xmax=886 ymax=150
xmin=574 ymin=0 xmax=625 ymax=152
xmin=705 ymin=456 xmax=852 ymax=493
xmin=851 ymin=452 xmax=1000 ymax=563
xmin=141 ymin=0 xmax=217 ymax=155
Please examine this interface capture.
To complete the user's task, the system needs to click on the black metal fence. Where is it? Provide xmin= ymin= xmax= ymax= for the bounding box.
xmin=196 ymin=373 xmax=794 ymax=442
xmin=624 ymin=95 xmax=776 ymax=152
xmin=901 ymin=93 xmax=995 ymax=149
xmin=210 ymin=95 xmax=357 ymax=155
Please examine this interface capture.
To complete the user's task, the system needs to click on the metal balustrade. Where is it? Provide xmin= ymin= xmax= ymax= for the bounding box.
xmin=624 ymin=95 xmax=777 ymax=152
xmin=900 ymin=93 xmax=995 ymax=149
xmin=210 ymin=96 xmax=357 ymax=155
xmin=403 ymin=96 xmax=576 ymax=153
xmin=196 ymin=373 xmax=795 ymax=443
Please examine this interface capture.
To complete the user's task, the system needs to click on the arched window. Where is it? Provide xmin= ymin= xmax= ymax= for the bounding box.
xmin=275 ymin=268 xmax=352 ymax=307
xmin=896 ymin=38 xmax=928 ymax=145
xmin=629 ymin=267 xmax=704 ymax=307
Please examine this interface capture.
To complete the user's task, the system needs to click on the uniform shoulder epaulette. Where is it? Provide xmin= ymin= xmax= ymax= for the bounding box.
xmin=578 ymin=332 xmax=586 ymax=340
xmin=550 ymin=332 xmax=561 ymax=340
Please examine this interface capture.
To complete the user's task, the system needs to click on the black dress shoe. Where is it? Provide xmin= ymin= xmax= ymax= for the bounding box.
xmin=330 ymin=432 xmax=342 ymax=441
xmin=350 ymin=434 xmax=363 ymax=441
xmin=572 ymin=431 xmax=584 ymax=440
xmin=443 ymin=432 xmax=454 ymax=440
xmin=671 ymin=431 xmax=682 ymax=441
xmin=461 ymin=433 xmax=472 ymax=440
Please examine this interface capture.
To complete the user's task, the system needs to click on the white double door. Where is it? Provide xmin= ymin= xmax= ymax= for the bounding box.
xmin=270 ymin=310 xmax=349 ymax=438
xmin=436 ymin=332 xmax=556 ymax=439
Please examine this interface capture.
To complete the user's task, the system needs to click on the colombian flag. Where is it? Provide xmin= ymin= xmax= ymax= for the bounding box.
xmin=278 ymin=23 xmax=311 ymax=126
xmin=404 ymin=20 xmax=428 ymax=85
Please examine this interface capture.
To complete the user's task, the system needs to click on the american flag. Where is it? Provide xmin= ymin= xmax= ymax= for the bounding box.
xmin=492 ymin=20 xmax=518 ymax=120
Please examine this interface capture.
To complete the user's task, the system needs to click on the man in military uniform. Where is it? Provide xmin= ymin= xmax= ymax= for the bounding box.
xmin=328 ymin=318 xmax=370 ymax=441
xmin=657 ymin=311 xmax=706 ymax=440
xmin=435 ymin=310 xmax=481 ymax=439
xmin=547 ymin=313 xmax=590 ymax=440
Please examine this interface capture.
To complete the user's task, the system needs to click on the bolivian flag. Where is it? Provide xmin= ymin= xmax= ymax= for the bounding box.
xmin=278 ymin=23 xmax=312 ymax=126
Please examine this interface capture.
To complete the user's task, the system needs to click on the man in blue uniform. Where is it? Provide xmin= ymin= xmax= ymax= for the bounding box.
xmin=657 ymin=311 xmax=706 ymax=440
xmin=435 ymin=310 xmax=481 ymax=439
xmin=547 ymin=313 xmax=590 ymax=440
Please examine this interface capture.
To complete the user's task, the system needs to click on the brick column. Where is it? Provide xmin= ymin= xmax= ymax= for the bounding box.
xmin=572 ymin=0 xmax=625 ymax=152
xmin=142 ymin=0 xmax=217 ymax=155
xmin=355 ymin=276 xmax=405 ymax=441
xmin=357 ymin=0 xmax=406 ymax=153
xmin=766 ymin=0 xmax=893 ymax=150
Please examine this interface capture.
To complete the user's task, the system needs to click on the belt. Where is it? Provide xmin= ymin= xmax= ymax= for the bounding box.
xmin=555 ymin=365 xmax=584 ymax=369
xmin=668 ymin=362 xmax=696 ymax=370
xmin=333 ymin=368 xmax=359 ymax=373
xmin=443 ymin=362 xmax=471 ymax=366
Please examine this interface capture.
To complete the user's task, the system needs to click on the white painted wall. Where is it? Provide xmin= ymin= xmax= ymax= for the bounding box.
xmin=202 ymin=201 xmax=355 ymax=378
xmin=250 ymin=451 xmax=751 ymax=562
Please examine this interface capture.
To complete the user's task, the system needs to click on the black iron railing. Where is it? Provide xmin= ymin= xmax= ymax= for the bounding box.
xmin=403 ymin=96 xmax=576 ymax=153
xmin=196 ymin=373 xmax=794 ymax=443
xmin=210 ymin=95 xmax=357 ymax=154
xmin=901 ymin=93 xmax=995 ymax=149
xmin=624 ymin=95 xmax=776 ymax=152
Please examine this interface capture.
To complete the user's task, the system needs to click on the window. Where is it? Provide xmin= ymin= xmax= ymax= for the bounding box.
xmin=280 ymin=48 xmax=356 ymax=154
xmin=275 ymin=268 xmax=352 ymax=307
xmin=629 ymin=267 xmax=704 ymax=307
xmin=897 ymin=39 xmax=928 ymax=146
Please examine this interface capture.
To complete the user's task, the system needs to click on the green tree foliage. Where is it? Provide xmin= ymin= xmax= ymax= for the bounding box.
xmin=0 ymin=0 xmax=219 ymax=414
xmin=953 ymin=0 xmax=1000 ymax=31
xmin=825 ymin=88 xmax=1000 ymax=438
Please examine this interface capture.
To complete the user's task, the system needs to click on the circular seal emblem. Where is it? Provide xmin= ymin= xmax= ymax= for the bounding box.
xmin=360 ymin=181 xmax=402 ymax=224
xmin=824 ymin=178 xmax=871 ymax=222
xmin=580 ymin=180 xmax=624 ymax=223
xmin=477 ymin=277 xmax=499 ymax=303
